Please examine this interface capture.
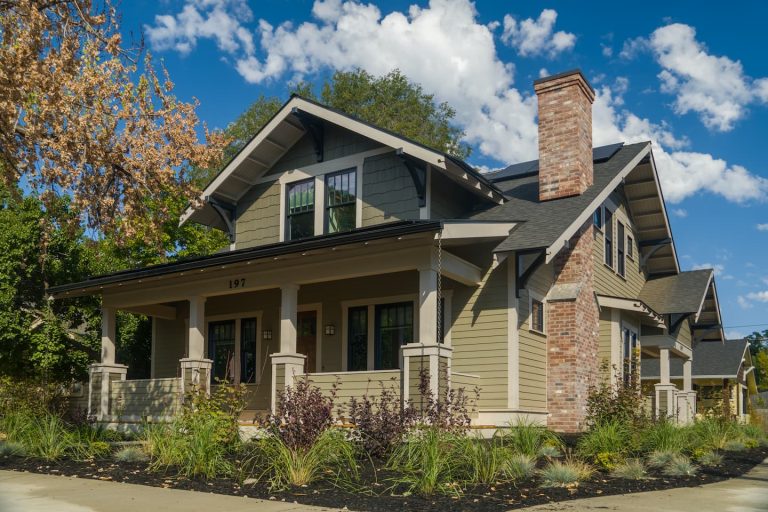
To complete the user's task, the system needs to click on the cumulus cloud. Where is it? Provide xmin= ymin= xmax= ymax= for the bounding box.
xmin=146 ymin=0 xmax=768 ymax=204
xmin=746 ymin=291 xmax=768 ymax=302
xmin=672 ymin=208 xmax=687 ymax=218
xmin=500 ymin=9 xmax=576 ymax=58
xmin=626 ymin=23 xmax=768 ymax=131
xmin=757 ymin=223 xmax=768 ymax=231
xmin=144 ymin=0 xmax=254 ymax=55
xmin=737 ymin=296 xmax=753 ymax=310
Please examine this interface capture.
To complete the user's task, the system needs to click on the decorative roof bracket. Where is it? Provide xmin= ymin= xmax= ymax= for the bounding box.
xmin=516 ymin=249 xmax=546 ymax=298
xmin=291 ymin=107 xmax=324 ymax=162
xmin=396 ymin=148 xmax=427 ymax=207
xmin=207 ymin=197 xmax=236 ymax=243
xmin=640 ymin=237 xmax=672 ymax=269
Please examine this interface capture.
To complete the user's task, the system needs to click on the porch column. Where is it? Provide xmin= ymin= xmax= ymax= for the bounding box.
xmin=654 ymin=348 xmax=676 ymax=421
xmin=678 ymin=358 xmax=695 ymax=423
xmin=401 ymin=267 xmax=452 ymax=411
xmin=180 ymin=296 xmax=212 ymax=395
xmin=270 ymin=284 xmax=305 ymax=413
xmin=88 ymin=307 xmax=127 ymax=421
xmin=682 ymin=358 xmax=692 ymax=391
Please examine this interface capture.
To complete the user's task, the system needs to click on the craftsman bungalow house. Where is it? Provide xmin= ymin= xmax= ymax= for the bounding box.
xmin=52 ymin=70 xmax=724 ymax=432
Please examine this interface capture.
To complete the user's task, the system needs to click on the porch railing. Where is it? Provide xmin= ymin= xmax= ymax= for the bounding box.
xmin=109 ymin=377 xmax=182 ymax=422
xmin=302 ymin=370 xmax=401 ymax=417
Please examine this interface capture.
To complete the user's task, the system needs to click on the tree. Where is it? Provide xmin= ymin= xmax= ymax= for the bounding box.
xmin=194 ymin=69 xmax=470 ymax=185
xmin=0 ymin=0 xmax=226 ymax=245
xmin=746 ymin=330 xmax=768 ymax=390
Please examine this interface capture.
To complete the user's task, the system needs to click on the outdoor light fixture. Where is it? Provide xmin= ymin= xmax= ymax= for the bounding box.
xmin=262 ymin=329 xmax=272 ymax=340
xmin=324 ymin=324 xmax=336 ymax=336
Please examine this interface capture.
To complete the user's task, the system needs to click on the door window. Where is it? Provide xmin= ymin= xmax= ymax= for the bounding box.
xmin=375 ymin=302 xmax=413 ymax=370
xmin=347 ymin=306 xmax=368 ymax=371
xmin=240 ymin=318 xmax=258 ymax=384
xmin=208 ymin=320 xmax=236 ymax=383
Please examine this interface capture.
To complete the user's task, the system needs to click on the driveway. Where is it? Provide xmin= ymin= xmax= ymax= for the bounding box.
xmin=1 ymin=459 xmax=767 ymax=512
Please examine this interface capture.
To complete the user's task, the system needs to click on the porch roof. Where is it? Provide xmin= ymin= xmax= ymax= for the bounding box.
xmin=48 ymin=220 xmax=441 ymax=298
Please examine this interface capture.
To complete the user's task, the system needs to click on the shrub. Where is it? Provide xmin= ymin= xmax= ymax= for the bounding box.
xmin=691 ymin=418 xmax=738 ymax=451
xmin=639 ymin=421 xmax=689 ymax=454
xmin=69 ymin=425 xmax=113 ymax=460
xmin=387 ymin=428 xmax=463 ymax=496
xmin=502 ymin=418 xmax=561 ymax=458
xmin=415 ymin=369 xmax=477 ymax=434
xmin=647 ymin=450 xmax=677 ymax=468
xmin=538 ymin=445 xmax=562 ymax=458
xmin=457 ymin=435 xmax=512 ymax=485
xmin=0 ymin=377 xmax=68 ymax=419
xmin=182 ymin=382 xmax=248 ymax=448
xmin=610 ymin=459 xmax=647 ymax=480
xmin=502 ymin=453 xmax=536 ymax=481
xmin=585 ymin=360 xmax=648 ymax=428
xmin=697 ymin=451 xmax=723 ymax=467
xmin=348 ymin=379 xmax=417 ymax=458
xmin=0 ymin=441 xmax=26 ymax=457
xmin=577 ymin=421 xmax=633 ymax=469
xmin=115 ymin=446 xmax=149 ymax=463
xmin=723 ymin=440 xmax=746 ymax=452
xmin=23 ymin=413 xmax=73 ymax=460
xmin=269 ymin=377 xmax=337 ymax=451
xmin=539 ymin=459 xmax=594 ymax=488
xmin=662 ymin=454 xmax=697 ymax=477
xmin=247 ymin=428 xmax=358 ymax=490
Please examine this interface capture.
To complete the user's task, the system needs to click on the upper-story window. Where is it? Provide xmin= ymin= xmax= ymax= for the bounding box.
xmin=286 ymin=178 xmax=315 ymax=241
xmin=325 ymin=168 xmax=356 ymax=234
xmin=593 ymin=207 xmax=603 ymax=230
xmin=617 ymin=221 xmax=626 ymax=277
xmin=529 ymin=293 xmax=545 ymax=334
xmin=627 ymin=235 xmax=634 ymax=260
xmin=604 ymin=208 xmax=614 ymax=268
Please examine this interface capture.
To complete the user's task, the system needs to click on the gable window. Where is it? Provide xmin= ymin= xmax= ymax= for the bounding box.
xmin=325 ymin=168 xmax=356 ymax=234
xmin=604 ymin=208 xmax=614 ymax=268
xmin=593 ymin=207 xmax=603 ymax=230
xmin=286 ymin=178 xmax=315 ymax=240
xmin=617 ymin=221 xmax=626 ymax=277
xmin=627 ymin=235 xmax=634 ymax=260
xmin=530 ymin=295 xmax=545 ymax=334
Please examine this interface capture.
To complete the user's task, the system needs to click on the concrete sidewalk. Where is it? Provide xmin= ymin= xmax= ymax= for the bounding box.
xmin=0 ymin=470 xmax=341 ymax=512
xmin=524 ymin=458 xmax=768 ymax=511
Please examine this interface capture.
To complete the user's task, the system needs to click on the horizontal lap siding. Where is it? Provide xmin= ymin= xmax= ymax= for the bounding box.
xmin=236 ymin=182 xmax=280 ymax=249
xmin=110 ymin=378 xmax=181 ymax=418
xmin=518 ymin=264 xmax=552 ymax=411
xmin=305 ymin=371 xmax=401 ymax=417
xmin=362 ymin=153 xmax=419 ymax=226
xmin=452 ymin=372 xmax=480 ymax=391
xmin=676 ymin=320 xmax=692 ymax=349
xmin=451 ymin=246 xmax=508 ymax=410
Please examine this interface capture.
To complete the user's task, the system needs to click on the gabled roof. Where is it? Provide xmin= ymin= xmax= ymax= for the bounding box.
xmin=181 ymin=95 xmax=504 ymax=230
xmin=642 ymin=339 xmax=750 ymax=379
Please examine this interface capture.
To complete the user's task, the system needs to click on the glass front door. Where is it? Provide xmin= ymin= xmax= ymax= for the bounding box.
xmin=209 ymin=320 xmax=236 ymax=383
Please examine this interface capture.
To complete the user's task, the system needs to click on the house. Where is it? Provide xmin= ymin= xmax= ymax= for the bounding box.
xmin=642 ymin=339 xmax=757 ymax=423
xmin=50 ymin=69 xmax=725 ymax=433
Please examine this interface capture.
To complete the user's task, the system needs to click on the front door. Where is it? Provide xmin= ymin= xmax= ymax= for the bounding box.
xmin=296 ymin=311 xmax=317 ymax=373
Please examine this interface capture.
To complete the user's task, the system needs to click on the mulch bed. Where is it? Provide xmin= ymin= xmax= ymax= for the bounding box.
xmin=1 ymin=447 xmax=766 ymax=511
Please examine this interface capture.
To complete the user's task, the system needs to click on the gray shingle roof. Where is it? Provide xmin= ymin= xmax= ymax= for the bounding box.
xmin=641 ymin=339 xmax=748 ymax=379
xmin=639 ymin=269 xmax=713 ymax=315
xmin=470 ymin=142 xmax=650 ymax=253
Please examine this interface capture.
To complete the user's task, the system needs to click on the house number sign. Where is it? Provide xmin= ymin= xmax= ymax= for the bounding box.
xmin=228 ymin=278 xmax=246 ymax=289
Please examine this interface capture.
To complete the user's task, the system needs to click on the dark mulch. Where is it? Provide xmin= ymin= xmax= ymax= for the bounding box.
xmin=1 ymin=447 xmax=766 ymax=512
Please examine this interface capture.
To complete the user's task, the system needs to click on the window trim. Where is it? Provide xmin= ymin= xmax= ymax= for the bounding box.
xmin=285 ymin=177 xmax=316 ymax=241
xmin=627 ymin=235 xmax=634 ymax=261
xmin=593 ymin=206 xmax=603 ymax=232
xmin=617 ymin=221 xmax=626 ymax=278
xmin=620 ymin=321 xmax=639 ymax=385
xmin=528 ymin=290 xmax=546 ymax=336
xmin=205 ymin=310 xmax=264 ymax=385
xmin=604 ymin=207 xmax=614 ymax=269
xmin=324 ymin=167 xmax=357 ymax=235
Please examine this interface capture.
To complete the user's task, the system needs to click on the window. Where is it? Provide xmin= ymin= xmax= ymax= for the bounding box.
xmin=593 ymin=207 xmax=603 ymax=230
xmin=286 ymin=179 xmax=315 ymax=240
xmin=208 ymin=320 xmax=236 ymax=383
xmin=240 ymin=318 xmax=258 ymax=384
xmin=604 ymin=209 xmax=614 ymax=268
xmin=375 ymin=302 xmax=414 ymax=370
xmin=325 ymin=168 xmax=356 ymax=234
xmin=627 ymin=235 xmax=634 ymax=260
xmin=347 ymin=306 xmax=368 ymax=371
xmin=617 ymin=221 xmax=625 ymax=277
xmin=530 ymin=296 xmax=545 ymax=334
xmin=622 ymin=326 xmax=638 ymax=385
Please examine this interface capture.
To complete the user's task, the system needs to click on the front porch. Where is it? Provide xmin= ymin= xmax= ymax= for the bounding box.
xmin=82 ymin=227 xmax=486 ymax=424
xmin=641 ymin=335 xmax=696 ymax=424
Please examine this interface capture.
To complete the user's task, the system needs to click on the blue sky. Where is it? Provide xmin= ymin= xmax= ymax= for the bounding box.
xmin=119 ymin=0 xmax=768 ymax=337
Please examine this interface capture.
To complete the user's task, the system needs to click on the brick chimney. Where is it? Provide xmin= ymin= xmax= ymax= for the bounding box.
xmin=534 ymin=70 xmax=595 ymax=202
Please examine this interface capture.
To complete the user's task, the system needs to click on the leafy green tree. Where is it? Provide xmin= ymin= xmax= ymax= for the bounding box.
xmin=746 ymin=330 xmax=768 ymax=390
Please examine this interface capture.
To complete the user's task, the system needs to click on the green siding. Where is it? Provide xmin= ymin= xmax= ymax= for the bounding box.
xmin=430 ymin=171 xmax=474 ymax=219
xmin=110 ymin=378 xmax=181 ymax=419
xmin=518 ymin=263 xmax=552 ymax=411
xmin=675 ymin=319 xmax=693 ymax=349
xmin=305 ymin=370 xmax=401 ymax=418
xmin=362 ymin=153 xmax=419 ymax=225
xmin=236 ymin=181 xmax=281 ymax=249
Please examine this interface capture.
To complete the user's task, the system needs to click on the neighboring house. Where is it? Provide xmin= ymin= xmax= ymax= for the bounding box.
xmin=50 ymin=69 xmax=724 ymax=433
xmin=642 ymin=339 xmax=758 ymax=423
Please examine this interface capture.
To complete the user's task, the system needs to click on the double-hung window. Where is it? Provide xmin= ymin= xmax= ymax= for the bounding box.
xmin=325 ymin=168 xmax=356 ymax=234
xmin=622 ymin=326 xmax=638 ymax=385
xmin=627 ymin=235 xmax=634 ymax=260
xmin=530 ymin=296 xmax=545 ymax=334
xmin=617 ymin=221 xmax=626 ymax=277
xmin=286 ymin=179 xmax=315 ymax=241
xmin=375 ymin=302 xmax=414 ymax=370
xmin=604 ymin=209 xmax=614 ymax=268
xmin=593 ymin=207 xmax=603 ymax=230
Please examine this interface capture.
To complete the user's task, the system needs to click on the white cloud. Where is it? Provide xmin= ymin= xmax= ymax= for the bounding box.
xmin=500 ymin=9 xmax=576 ymax=58
xmin=746 ymin=291 xmax=768 ymax=302
xmin=601 ymin=44 xmax=613 ymax=58
xmin=757 ymin=223 xmax=768 ymax=231
xmin=726 ymin=329 xmax=745 ymax=340
xmin=630 ymin=24 xmax=768 ymax=131
xmin=147 ymin=0 xmax=768 ymax=204
xmin=672 ymin=208 xmax=687 ymax=218
xmin=144 ymin=0 xmax=254 ymax=55
xmin=691 ymin=263 xmax=724 ymax=276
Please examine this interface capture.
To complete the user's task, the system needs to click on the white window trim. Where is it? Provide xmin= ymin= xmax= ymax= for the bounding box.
xmin=603 ymin=202 xmax=616 ymax=271
xmin=528 ymin=289 xmax=546 ymax=336
xmin=340 ymin=293 xmax=421 ymax=371
xmin=297 ymin=303 xmax=323 ymax=373
xmin=620 ymin=319 xmax=640 ymax=381
xmin=275 ymin=148 xmax=391 ymax=242
xmin=205 ymin=310 xmax=264 ymax=385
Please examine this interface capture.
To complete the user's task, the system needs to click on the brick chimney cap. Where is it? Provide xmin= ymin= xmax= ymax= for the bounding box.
xmin=533 ymin=69 xmax=594 ymax=94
